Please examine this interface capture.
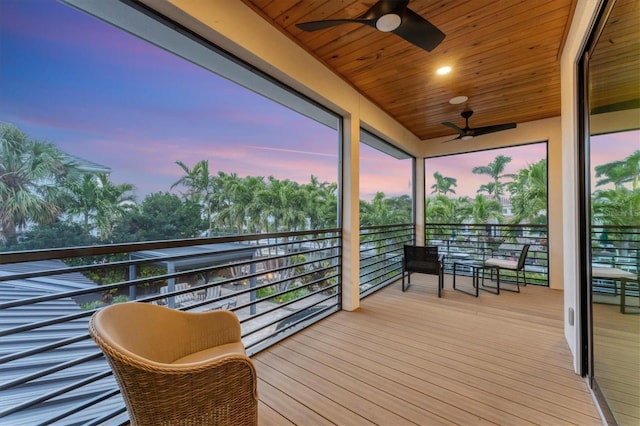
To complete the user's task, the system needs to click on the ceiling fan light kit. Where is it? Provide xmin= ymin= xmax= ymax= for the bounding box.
xmin=376 ymin=14 xmax=402 ymax=32
xmin=296 ymin=0 xmax=445 ymax=52
xmin=449 ymin=95 xmax=468 ymax=105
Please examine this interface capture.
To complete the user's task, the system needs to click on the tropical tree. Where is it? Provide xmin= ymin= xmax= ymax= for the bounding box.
xmin=477 ymin=181 xmax=499 ymax=198
xmin=256 ymin=177 xmax=307 ymax=232
xmin=472 ymin=155 xmax=513 ymax=199
xmin=171 ymin=160 xmax=216 ymax=232
xmin=0 ymin=124 xmax=82 ymax=244
xmin=64 ymin=173 xmax=135 ymax=238
xmin=430 ymin=171 xmax=457 ymax=195
xmin=303 ymin=175 xmax=338 ymax=230
xmin=425 ymin=195 xmax=471 ymax=224
xmin=0 ymin=222 xmax=97 ymax=252
xmin=592 ymin=188 xmax=640 ymax=227
xmin=360 ymin=192 xmax=411 ymax=226
xmin=508 ymin=159 xmax=548 ymax=224
xmin=470 ymin=194 xmax=503 ymax=224
xmin=113 ymin=192 xmax=206 ymax=242
xmin=383 ymin=194 xmax=412 ymax=224
xmin=230 ymin=174 xmax=267 ymax=233
xmin=594 ymin=150 xmax=639 ymax=190
xmin=424 ymin=195 xmax=471 ymax=244
xmin=213 ymin=172 xmax=261 ymax=233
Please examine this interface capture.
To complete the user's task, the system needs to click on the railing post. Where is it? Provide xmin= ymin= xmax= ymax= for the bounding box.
xmin=129 ymin=262 xmax=137 ymax=301
xmin=167 ymin=263 xmax=176 ymax=309
xmin=249 ymin=259 xmax=257 ymax=315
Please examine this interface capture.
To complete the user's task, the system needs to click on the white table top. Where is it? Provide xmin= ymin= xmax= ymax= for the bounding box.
xmin=592 ymin=267 xmax=636 ymax=279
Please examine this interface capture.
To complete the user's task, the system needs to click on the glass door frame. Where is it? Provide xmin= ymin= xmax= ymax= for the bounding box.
xmin=578 ymin=0 xmax=628 ymax=423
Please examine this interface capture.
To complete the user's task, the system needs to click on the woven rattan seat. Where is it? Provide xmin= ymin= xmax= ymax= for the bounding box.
xmin=89 ymin=302 xmax=258 ymax=426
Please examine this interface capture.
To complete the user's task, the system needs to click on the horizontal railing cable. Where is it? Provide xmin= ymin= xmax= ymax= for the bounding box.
xmin=0 ymin=229 xmax=342 ymax=424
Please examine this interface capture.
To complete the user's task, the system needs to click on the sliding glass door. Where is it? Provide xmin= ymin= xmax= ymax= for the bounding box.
xmin=581 ymin=0 xmax=640 ymax=424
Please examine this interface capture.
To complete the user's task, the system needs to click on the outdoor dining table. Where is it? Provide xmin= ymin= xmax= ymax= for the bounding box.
xmin=592 ymin=267 xmax=638 ymax=314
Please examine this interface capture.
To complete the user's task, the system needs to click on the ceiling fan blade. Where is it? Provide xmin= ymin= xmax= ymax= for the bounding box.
xmin=393 ymin=8 xmax=445 ymax=51
xmin=472 ymin=123 xmax=517 ymax=137
xmin=297 ymin=0 xmax=399 ymax=32
xmin=441 ymin=121 xmax=465 ymax=137
xmin=296 ymin=19 xmax=369 ymax=32
xmin=359 ymin=0 xmax=409 ymax=20
xmin=442 ymin=135 xmax=462 ymax=143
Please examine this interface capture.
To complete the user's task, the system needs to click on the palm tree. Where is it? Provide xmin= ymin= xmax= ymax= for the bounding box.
xmin=65 ymin=174 xmax=102 ymax=234
xmin=303 ymin=175 xmax=338 ymax=230
xmin=171 ymin=160 xmax=215 ymax=232
xmin=425 ymin=195 xmax=472 ymax=225
xmin=472 ymin=155 xmax=513 ymax=199
xmin=477 ymin=182 xmax=499 ymax=198
xmin=470 ymin=194 xmax=503 ymax=224
xmin=508 ymin=159 xmax=547 ymax=224
xmin=256 ymin=177 xmax=306 ymax=232
xmin=425 ymin=195 xmax=472 ymax=245
xmin=65 ymin=173 xmax=135 ymax=238
xmin=0 ymin=124 xmax=82 ymax=243
xmin=592 ymin=188 xmax=640 ymax=227
xmin=361 ymin=192 xmax=392 ymax=226
xmin=594 ymin=150 xmax=639 ymax=190
xmin=215 ymin=173 xmax=266 ymax=233
xmin=235 ymin=175 xmax=267 ymax=233
xmin=430 ymin=172 xmax=457 ymax=195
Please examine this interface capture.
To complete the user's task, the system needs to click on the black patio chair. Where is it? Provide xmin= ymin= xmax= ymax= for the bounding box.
xmin=402 ymin=245 xmax=444 ymax=297
xmin=484 ymin=243 xmax=530 ymax=293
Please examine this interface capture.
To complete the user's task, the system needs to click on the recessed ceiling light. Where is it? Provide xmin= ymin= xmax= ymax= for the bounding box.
xmin=437 ymin=66 xmax=452 ymax=75
xmin=449 ymin=95 xmax=468 ymax=105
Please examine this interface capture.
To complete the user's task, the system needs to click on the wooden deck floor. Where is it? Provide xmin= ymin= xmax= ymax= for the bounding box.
xmin=253 ymin=275 xmax=602 ymax=425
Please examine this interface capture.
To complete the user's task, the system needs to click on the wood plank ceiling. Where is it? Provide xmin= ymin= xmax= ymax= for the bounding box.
xmin=240 ymin=0 xmax=579 ymax=141
xmin=589 ymin=0 xmax=640 ymax=114
xmin=243 ymin=0 xmax=575 ymax=139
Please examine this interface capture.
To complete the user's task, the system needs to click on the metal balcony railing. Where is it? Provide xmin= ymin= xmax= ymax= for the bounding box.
xmin=0 ymin=229 xmax=341 ymax=425
xmin=590 ymin=225 xmax=639 ymax=296
xmin=425 ymin=223 xmax=550 ymax=286
xmin=359 ymin=224 xmax=414 ymax=296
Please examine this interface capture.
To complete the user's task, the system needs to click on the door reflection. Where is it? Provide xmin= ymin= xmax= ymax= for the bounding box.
xmin=588 ymin=0 xmax=640 ymax=424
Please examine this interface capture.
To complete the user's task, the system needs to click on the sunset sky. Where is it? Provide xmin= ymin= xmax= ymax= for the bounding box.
xmin=1 ymin=0 xmax=637 ymax=203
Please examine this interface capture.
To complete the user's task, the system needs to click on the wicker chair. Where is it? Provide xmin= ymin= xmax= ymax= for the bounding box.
xmin=89 ymin=302 xmax=258 ymax=426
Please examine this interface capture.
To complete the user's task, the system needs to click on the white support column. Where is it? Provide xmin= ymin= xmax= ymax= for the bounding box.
xmin=415 ymin=157 xmax=426 ymax=245
xmin=341 ymin=114 xmax=361 ymax=311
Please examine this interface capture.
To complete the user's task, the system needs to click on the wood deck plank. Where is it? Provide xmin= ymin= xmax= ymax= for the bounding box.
xmin=298 ymin=324 xmax=594 ymax=425
xmin=304 ymin=321 xmax=600 ymax=422
xmin=270 ymin=343 xmax=461 ymax=425
xmin=254 ymin=277 xmax=603 ymax=425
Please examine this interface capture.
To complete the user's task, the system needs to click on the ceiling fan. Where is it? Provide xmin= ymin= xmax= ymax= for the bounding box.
xmin=442 ymin=110 xmax=517 ymax=141
xmin=295 ymin=0 xmax=446 ymax=52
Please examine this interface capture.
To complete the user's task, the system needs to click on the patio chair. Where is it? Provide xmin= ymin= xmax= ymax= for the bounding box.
xmin=484 ymin=243 xmax=530 ymax=293
xmin=402 ymin=245 xmax=444 ymax=297
xmin=89 ymin=302 xmax=258 ymax=426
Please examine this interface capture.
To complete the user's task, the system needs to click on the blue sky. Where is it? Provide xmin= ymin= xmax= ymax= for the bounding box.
xmin=1 ymin=0 xmax=636 ymax=202
xmin=0 ymin=0 xmax=342 ymax=199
